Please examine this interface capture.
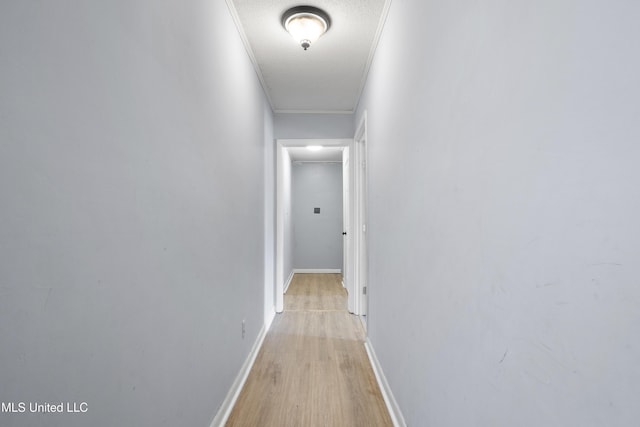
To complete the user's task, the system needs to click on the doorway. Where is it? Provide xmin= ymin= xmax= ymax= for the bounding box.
xmin=275 ymin=129 xmax=368 ymax=325
xmin=275 ymin=139 xmax=351 ymax=313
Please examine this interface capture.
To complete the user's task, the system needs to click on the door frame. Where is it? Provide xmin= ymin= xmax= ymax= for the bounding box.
xmin=275 ymin=138 xmax=352 ymax=313
xmin=342 ymin=146 xmax=352 ymax=305
xmin=353 ymin=112 xmax=368 ymax=323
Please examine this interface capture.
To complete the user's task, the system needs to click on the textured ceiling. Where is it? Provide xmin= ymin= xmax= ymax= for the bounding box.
xmin=228 ymin=0 xmax=389 ymax=113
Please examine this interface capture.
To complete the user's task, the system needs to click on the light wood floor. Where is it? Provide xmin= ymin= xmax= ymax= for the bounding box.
xmin=226 ymin=273 xmax=392 ymax=427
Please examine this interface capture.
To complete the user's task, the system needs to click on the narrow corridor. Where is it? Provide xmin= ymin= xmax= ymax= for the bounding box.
xmin=226 ymin=274 xmax=392 ymax=426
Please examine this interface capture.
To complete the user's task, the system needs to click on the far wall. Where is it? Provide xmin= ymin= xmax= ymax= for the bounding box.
xmin=292 ymin=162 xmax=343 ymax=270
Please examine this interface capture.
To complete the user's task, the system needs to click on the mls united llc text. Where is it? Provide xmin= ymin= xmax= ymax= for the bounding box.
xmin=2 ymin=402 xmax=88 ymax=414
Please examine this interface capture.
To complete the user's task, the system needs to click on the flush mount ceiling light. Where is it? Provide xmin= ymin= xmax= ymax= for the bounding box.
xmin=306 ymin=145 xmax=323 ymax=151
xmin=282 ymin=6 xmax=331 ymax=51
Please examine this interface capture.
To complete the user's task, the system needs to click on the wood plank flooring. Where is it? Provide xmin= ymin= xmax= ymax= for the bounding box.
xmin=284 ymin=272 xmax=348 ymax=312
xmin=226 ymin=273 xmax=392 ymax=427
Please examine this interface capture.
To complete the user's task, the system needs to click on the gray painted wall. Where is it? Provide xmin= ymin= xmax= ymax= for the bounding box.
xmin=292 ymin=163 xmax=343 ymax=270
xmin=274 ymin=113 xmax=354 ymax=139
xmin=0 ymin=2 xmax=272 ymax=426
xmin=357 ymin=0 xmax=640 ymax=425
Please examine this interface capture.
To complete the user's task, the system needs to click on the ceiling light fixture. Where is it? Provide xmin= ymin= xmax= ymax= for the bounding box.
xmin=306 ymin=145 xmax=323 ymax=151
xmin=282 ymin=6 xmax=331 ymax=51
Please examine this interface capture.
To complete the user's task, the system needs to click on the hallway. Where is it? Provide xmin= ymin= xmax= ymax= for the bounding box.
xmin=226 ymin=274 xmax=392 ymax=426
xmin=3 ymin=1 xmax=640 ymax=426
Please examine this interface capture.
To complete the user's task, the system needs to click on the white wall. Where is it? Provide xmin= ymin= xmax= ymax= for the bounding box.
xmin=292 ymin=162 xmax=343 ymax=270
xmin=275 ymin=113 xmax=354 ymax=139
xmin=0 ymin=2 xmax=272 ymax=426
xmin=357 ymin=0 xmax=640 ymax=425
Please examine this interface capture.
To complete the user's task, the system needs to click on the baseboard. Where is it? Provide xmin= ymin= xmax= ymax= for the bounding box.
xmin=283 ymin=270 xmax=295 ymax=293
xmin=364 ymin=338 xmax=407 ymax=427
xmin=209 ymin=322 xmax=270 ymax=427
xmin=264 ymin=308 xmax=275 ymax=333
xmin=293 ymin=269 xmax=342 ymax=274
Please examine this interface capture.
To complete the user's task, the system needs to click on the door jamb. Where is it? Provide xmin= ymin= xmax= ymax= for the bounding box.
xmin=275 ymin=138 xmax=352 ymax=313
xmin=353 ymin=112 xmax=368 ymax=321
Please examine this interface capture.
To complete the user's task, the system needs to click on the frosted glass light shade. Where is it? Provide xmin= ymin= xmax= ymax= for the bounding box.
xmin=282 ymin=6 xmax=331 ymax=50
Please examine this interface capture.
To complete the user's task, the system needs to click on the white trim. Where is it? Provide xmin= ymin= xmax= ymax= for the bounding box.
xmin=364 ymin=339 xmax=407 ymax=427
xmin=352 ymin=112 xmax=368 ymax=319
xmin=293 ymin=269 xmax=342 ymax=274
xmin=275 ymin=144 xmax=288 ymax=313
xmin=224 ymin=0 xmax=275 ymax=109
xmin=209 ymin=322 xmax=271 ymax=427
xmin=264 ymin=310 xmax=275 ymax=335
xmin=274 ymin=109 xmax=354 ymax=115
xmin=354 ymin=111 xmax=367 ymax=142
xmin=283 ymin=270 xmax=295 ymax=294
xmin=354 ymin=0 xmax=393 ymax=113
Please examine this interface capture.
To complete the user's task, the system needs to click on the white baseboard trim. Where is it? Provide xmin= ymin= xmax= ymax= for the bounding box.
xmin=209 ymin=322 xmax=270 ymax=427
xmin=264 ymin=309 xmax=275 ymax=333
xmin=364 ymin=338 xmax=407 ymax=427
xmin=283 ymin=270 xmax=295 ymax=294
xmin=293 ymin=269 xmax=342 ymax=274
